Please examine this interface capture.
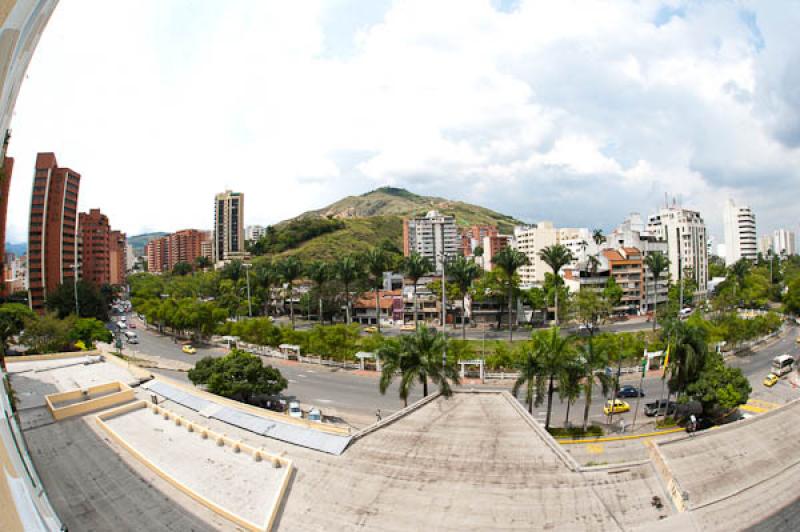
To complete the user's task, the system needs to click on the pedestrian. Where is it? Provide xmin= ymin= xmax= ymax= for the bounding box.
xmin=376 ymin=409 xmax=382 ymax=422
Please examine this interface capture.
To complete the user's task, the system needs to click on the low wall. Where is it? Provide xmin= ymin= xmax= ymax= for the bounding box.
xmin=96 ymin=401 xmax=293 ymax=532
xmin=45 ymin=381 xmax=135 ymax=421
xmin=8 ymin=350 xmax=99 ymax=362
xmin=645 ymin=439 xmax=688 ymax=512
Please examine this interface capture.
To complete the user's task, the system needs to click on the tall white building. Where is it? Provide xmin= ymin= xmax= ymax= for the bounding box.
xmin=557 ymin=227 xmax=596 ymax=266
xmin=512 ymin=222 xmax=558 ymax=287
xmin=245 ymin=224 xmax=266 ymax=242
xmin=722 ymin=199 xmax=757 ymax=265
xmin=646 ymin=206 xmax=708 ymax=294
xmin=402 ymin=210 xmax=459 ymax=272
xmin=773 ymin=229 xmax=796 ymax=256
xmin=213 ymin=190 xmax=245 ymax=263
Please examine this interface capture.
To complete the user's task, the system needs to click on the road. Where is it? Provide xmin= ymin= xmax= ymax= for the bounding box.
xmin=117 ymin=314 xmax=799 ymax=429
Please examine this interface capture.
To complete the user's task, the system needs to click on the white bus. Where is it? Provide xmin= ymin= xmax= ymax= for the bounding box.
xmin=772 ymin=355 xmax=795 ymax=376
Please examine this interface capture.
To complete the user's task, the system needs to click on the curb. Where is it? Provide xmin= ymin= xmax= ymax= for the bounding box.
xmin=556 ymin=427 xmax=684 ymax=444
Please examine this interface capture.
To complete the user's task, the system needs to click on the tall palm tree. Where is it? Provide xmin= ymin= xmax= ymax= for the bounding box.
xmin=448 ymin=256 xmax=481 ymax=339
xmin=305 ymin=260 xmax=330 ymax=324
xmin=644 ymin=251 xmax=670 ymax=332
xmin=532 ymin=326 xmax=574 ymax=430
xmin=363 ymin=248 xmax=391 ymax=333
xmin=194 ymin=255 xmax=211 ymax=272
xmin=378 ymin=325 xmax=460 ymax=406
xmin=253 ymin=260 xmax=279 ymax=317
xmin=538 ymin=244 xmax=574 ymax=326
xmin=512 ymin=342 xmax=545 ymax=414
xmin=491 ymin=246 xmax=530 ymax=342
xmin=578 ymin=337 xmax=612 ymax=431
xmin=277 ymin=256 xmax=302 ymax=329
xmin=587 ymin=255 xmax=601 ymax=276
xmin=335 ymin=255 xmax=361 ymax=324
xmin=559 ymin=356 xmax=584 ymax=427
xmin=592 ymin=229 xmax=606 ymax=247
xmin=664 ymin=320 xmax=709 ymax=396
xmin=402 ymin=253 xmax=433 ymax=329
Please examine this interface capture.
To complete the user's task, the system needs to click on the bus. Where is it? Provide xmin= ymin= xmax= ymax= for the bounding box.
xmin=772 ymin=355 xmax=795 ymax=376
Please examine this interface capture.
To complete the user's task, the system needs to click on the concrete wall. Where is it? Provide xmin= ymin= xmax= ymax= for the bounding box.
xmin=45 ymin=380 xmax=135 ymax=420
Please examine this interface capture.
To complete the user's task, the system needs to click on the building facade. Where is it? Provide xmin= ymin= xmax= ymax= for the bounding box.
xmin=513 ymin=222 xmax=558 ymax=287
xmin=109 ymin=230 xmax=126 ymax=285
xmin=481 ymin=234 xmax=509 ymax=272
xmin=78 ymin=209 xmax=111 ymax=286
xmin=722 ymin=198 xmax=757 ymax=265
xmin=402 ymin=210 xmax=459 ymax=272
xmin=245 ymin=224 xmax=265 ymax=242
xmin=27 ymin=152 xmax=80 ymax=313
xmin=646 ymin=206 xmax=708 ymax=294
xmin=145 ymin=229 xmax=210 ymax=273
xmin=0 ymin=155 xmax=12 ymax=296
xmin=773 ymin=229 xmax=796 ymax=256
xmin=603 ymin=247 xmax=644 ymax=313
xmin=213 ymin=190 xmax=245 ymax=263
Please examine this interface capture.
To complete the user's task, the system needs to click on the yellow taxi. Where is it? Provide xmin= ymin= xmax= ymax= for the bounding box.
xmin=364 ymin=326 xmax=378 ymax=333
xmin=763 ymin=373 xmax=779 ymax=387
xmin=181 ymin=345 xmax=197 ymax=355
xmin=400 ymin=324 xmax=416 ymax=331
xmin=603 ymin=399 xmax=631 ymax=416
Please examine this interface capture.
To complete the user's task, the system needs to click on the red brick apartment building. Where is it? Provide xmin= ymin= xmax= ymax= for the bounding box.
xmin=145 ymin=229 xmax=209 ymax=273
xmin=28 ymin=153 xmax=80 ymax=313
xmin=78 ymin=209 xmax=127 ymax=287
xmin=0 ymin=155 xmax=12 ymax=296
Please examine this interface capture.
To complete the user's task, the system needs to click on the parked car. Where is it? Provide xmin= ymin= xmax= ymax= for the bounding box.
xmin=307 ymin=408 xmax=322 ymax=422
xmin=364 ymin=326 xmax=378 ymax=333
xmin=400 ymin=324 xmax=416 ymax=331
xmin=644 ymin=400 xmax=676 ymax=417
xmin=288 ymin=401 xmax=303 ymax=418
xmin=181 ymin=345 xmax=197 ymax=354
xmin=616 ymin=385 xmax=644 ymax=398
xmin=603 ymin=399 xmax=630 ymax=415
xmin=763 ymin=373 xmax=779 ymax=387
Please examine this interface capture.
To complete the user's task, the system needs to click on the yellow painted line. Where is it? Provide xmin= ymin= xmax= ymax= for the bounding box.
xmin=557 ymin=427 xmax=684 ymax=444
xmin=740 ymin=404 xmax=767 ymax=414
xmin=747 ymin=399 xmax=779 ymax=410
xmin=586 ymin=443 xmax=604 ymax=455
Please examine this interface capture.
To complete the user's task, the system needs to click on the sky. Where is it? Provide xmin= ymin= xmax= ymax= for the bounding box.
xmin=6 ymin=0 xmax=800 ymax=245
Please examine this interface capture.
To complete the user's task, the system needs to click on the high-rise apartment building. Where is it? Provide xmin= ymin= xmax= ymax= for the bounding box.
xmin=0 ymin=154 xmax=12 ymax=296
xmin=460 ymin=225 xmax=498 ymax=256
xmin=609 ymin=213 xmax=669 ymax=310
xmin=109 ymin=230 xmax=127 ymax=285
xmin=79 ymin=209 xmax=111 ymax=286
xmin=773 ymin=229 xmax=796 ymax=256
xmin=513 ymin=222 xmax=558 ymax=287
xmin=758 ymin=235 xmax=772 ymax=255
xmin=245 ymin=224 xmax=266 ymax=242
xmin=28 ymin=153 xmax=80 ymax=313
xmin=481 ymin=234 xmax=510 ymax=272
xmin=145 ymin=229 xmax=210 ymax=273
xmin=722 ymin=198 xmax=757 ymax=265
xmin=144 ymin=237 xmax=169 ymax=273
xmin=213 ymin=191 xmax=245 ymax=263
xmin=646 ymin=206 xmax=708 ymax=294
xmin=402 ymin=210 xmax=459 ymax=272
xmin=558 ymin=227 xmax=596 ymax=266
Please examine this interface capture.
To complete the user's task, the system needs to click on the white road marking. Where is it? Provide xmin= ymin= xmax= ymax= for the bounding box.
xmin=288 ymin=379 xmax=297 ymax=384
xmin=297 ymin=374 xmax=307 ymax=378
xmin=316 ymin=399 xmax=333 ymax=403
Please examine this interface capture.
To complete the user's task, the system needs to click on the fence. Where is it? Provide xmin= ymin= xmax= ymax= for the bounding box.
xmin=227 ymin=340 xmax=361 ymax=370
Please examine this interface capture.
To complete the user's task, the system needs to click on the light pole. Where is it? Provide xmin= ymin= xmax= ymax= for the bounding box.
xmin=71 ymin=263 xmax=80 ymax=317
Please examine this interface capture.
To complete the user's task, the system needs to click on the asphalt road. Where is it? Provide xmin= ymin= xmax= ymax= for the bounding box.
xmin=117 ymin=314 xmax=799 ymax=429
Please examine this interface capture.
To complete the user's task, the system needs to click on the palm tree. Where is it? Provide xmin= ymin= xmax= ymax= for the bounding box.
xmin=592 ymin=229 xmax=606 ymax=247
xmin=194 ymin=255 xmax=211 ymax=272
xmin=644 ymin=251 xmax=670 ymax=332
xmin=335 ymin=255 xmax=361 ymax=324
xmin=448 ymin=256 xmax=481 ymax=339
xmin=491 ymin=246 xmax=530 ymax=342
xmin=363 ymin=248 xmax=391 ymax=333
xmin=378 ymin=325 xmax=460 ymax=406
xmin=305 ymin=260 xmax=330 ymax=324
xmin=538 ymin=244 xmax=574 ymax=326
xmin=559 ymin=356 xmax=584 ymax=427
xmin=532 ymin=326 xmax=574 ymax=430
xmin=402 ymin=253 xmax=433 ymax=329
xmin=253 ymin=260 xmax=279 ymax=316
xmin=587 ymin=255 xmax=601 ymax=276
xmin=512 ymin=342 xmax=544 ymax=414
xmin=579 ymin=240 xmax=589 ymax=261
xmin=578 ymin=337 xmax=612 ymax=431
xmin=664 ymin=320 xmax=709 ymax=396
xmin=277 ymin=256 xmax=303 ymax=329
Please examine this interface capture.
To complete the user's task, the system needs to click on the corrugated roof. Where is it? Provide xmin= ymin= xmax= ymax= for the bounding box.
xmin=142 ymin=380 xmax=352 ymax=455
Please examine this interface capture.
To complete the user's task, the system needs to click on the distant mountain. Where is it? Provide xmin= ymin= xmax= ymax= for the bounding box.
xmin=128 ymin=232 xmax=168 ymax=254
xmin=4 ymin=242 xmax=26 ymax=256
xmin=294 ymin=186 xmax=522 ymax=234
xmin=257 ymin=187 xmax=524 ymax=262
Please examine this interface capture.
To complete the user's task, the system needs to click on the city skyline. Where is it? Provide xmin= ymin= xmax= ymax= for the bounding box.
xmin=4 ymin=1 xmax=800 ymax=244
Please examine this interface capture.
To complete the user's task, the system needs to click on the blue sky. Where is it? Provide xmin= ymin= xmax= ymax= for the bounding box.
xmin=6 ymin=0 xmax=800 ymax=246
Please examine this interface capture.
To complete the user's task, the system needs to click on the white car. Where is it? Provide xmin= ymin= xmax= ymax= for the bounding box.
xmin=308 ymin=408 xmax=322 ymax=422
xmin=288 ymin=401 xmax=302 ymax=419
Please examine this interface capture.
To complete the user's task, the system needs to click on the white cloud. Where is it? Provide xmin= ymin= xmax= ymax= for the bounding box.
xmin=5 ymin=0 xmax=800 ymax=245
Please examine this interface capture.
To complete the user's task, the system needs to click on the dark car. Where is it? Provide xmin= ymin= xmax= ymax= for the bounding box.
xmin=644 ymin=400 xmax=676 ymax=417
xmin=616 ymin=385 xmax=644 ymax=398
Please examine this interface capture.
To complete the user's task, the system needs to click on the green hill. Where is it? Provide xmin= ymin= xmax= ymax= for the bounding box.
xmin=128 ymin=232 xmax=168 ymax=254
xmin=255 ymin=187 xmax=523 ymax=261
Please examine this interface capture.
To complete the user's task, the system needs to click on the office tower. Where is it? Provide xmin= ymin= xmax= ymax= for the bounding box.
xmin=402 ymin=210 xmax=459 ymax=272
xmin=646 ymin=206 xmax=708 ymax=294
xmin=213 ymin=190 xmax=245 ymax=263
xmin=722 ymin=198 xmax=757 ymax=265
xmin=28 ymin=153 xmax=80 ymax=313
xmin=773 ymin=229 xmax=796 ymax=256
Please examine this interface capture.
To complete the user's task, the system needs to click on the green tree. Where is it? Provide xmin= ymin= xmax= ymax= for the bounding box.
xmin=448 ymin=256 xmax=482 ymax=340
xmin=335 ymin=255 xmax=362 ymax=324
xmin=574 ymin=288 xmax=609 ymax=334
xmin=277 ymin=256 xmax=303 ymax=329
xmin=603 ymin=277 xmax=623 ymax=310
xmin=0 ymin=303 xmax=35 ymax=367
xmin=686 ymin=352 xmax=750 ymax=415
xmin=402 ymin=253 xmax=433 ymax=329
xmin=363 ymin=247 xmax=391 ymax=333
xmin=253 ymin=259 xmax=280 ymax=317
xmin=559 ymin=355 xmax=584 ymax=427
xmin=664 ymin=320 xmax=709 ymax=395
xmin=512 ymin=342 xmax=544 ymax=414
xmin=21 ymin=314 xmax=76 ymax=354
xmin=305 ymin=260 xmax=330 ymax=324
xmin=538 ymin=245 xmax=574 ymax=326
xmin=644 ymin=251 xmax=670 ymax=331
xmin=70 ymin=318 xmax=113 ymax=348
xmin=377 ymin=325 xmax=460 ymax=406
xmin=492 ymin=246 xmax=530 ymax=341
xmin=172 ymin=261 xmax=193 ymax=276
xmin=578 ymin=337 xmax=612 ymax=431
xmin=592 ymin=229 xmax=606 ymax=247
xmin=785 ymin=277 xmax=800 ymax=315
xmin=532 ymin=326 xmax=574 ymax=430
xmin=188 ymin=350 xmax=287 ymax=403
xmin=194 ymin=255 xmax=211 ymax=271
xmin=45 ymin=280 xmax=109 ymax=321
